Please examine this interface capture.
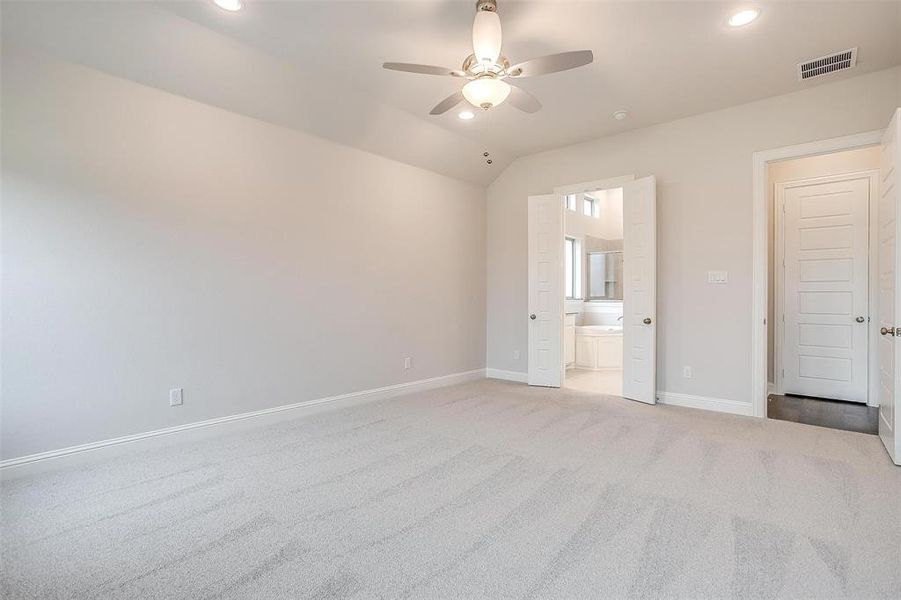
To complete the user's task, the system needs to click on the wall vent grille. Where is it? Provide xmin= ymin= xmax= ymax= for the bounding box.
xmin=798 ymin=48 xmax=858 ymax=80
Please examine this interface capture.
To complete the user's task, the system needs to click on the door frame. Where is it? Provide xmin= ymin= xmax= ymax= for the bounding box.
xmin=751 ymin=130 xmax=884 ymax=418
xmin=525 ymin=175 xmax=635 ymax=386
xmin=553 ymin=175 xmax=636 ymax=197
xmin=773 ymin=170 xmax=880 ymax=404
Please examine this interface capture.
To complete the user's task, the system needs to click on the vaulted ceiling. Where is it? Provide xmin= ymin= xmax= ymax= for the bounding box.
xmin=4 ymin=1 xmax=900 ymax=185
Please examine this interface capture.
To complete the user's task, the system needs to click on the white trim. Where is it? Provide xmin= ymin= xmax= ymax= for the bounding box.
xmin=657 ymin=391 xmax=754 ymax=417
xmin=774 ymin=181 xmax=785 ymax=395
xmin=0 ymin=368 xmax=486 ymax=473
xmin=751 ymin=130 xmax=884 ymax=418
xmin=486 ymin=368 xmax=528 ymax=383
xmin=553 ymin=174 xmax=635 ymax=196
xmin=773 ymin=170 xmax=879 ymax=403
xmin=867 ymin=166 xmax=881 ymax=408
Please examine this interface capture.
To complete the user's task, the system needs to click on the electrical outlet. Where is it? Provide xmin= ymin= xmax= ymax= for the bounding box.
xmin=169 ymin=388 xmax=183 ymax=406
xmin=404 ymin=357 xmax=412 ymax=370
xmin=683 ymin=366 xmax=693 ymax=379
xmin=513 ymin=350 xmax=520 ymax=360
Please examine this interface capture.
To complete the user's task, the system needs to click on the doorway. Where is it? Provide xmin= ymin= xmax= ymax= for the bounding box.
xmin=562 ymin=187 xmax=625 ymax=396
xmin=766 ymin=146 xmax=881 ymax=433
xmin=755 ymin=116 xmax=901 ymax=466
xmin=527 ymin=175 xmax=657 ymax=405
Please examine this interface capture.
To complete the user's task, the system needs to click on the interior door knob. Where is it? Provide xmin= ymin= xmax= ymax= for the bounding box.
xmin=881 ymin=326 xmax=895 ymax=336
xmin=530 ymin=314 xmax=537 ymax=320
xmin=643 ymin=317 xmax=652 ymax=325
xmin=855 ymin=316 xmax=865 ymax=323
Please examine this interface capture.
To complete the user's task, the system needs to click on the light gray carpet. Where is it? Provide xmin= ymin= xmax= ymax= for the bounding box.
xmin=2 ymin=379 xmax=900 ymax=599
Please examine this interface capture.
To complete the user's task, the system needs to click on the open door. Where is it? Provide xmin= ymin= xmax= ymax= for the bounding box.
xmin=528 ymin=194 xmax=563 ymax=387
xmin=878 ymin=108 xmax=901 ymax=465
xmin=622 ymin=176 xmax=657 ymax=404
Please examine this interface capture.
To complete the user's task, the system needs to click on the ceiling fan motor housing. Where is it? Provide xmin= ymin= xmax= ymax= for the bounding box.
xmin=476 ymin=0 xmax=498 ymax=12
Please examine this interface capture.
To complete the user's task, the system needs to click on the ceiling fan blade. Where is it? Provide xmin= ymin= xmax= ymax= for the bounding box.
xmin=383 ymin=62 xmax=466 ymax=77
xmin=508 ymin=50 xmax=594 ymax=78
xmin=429 ymin=91 xmax=466 ymax=115
xmin=506 ymin=84 xmax=541 ymax=113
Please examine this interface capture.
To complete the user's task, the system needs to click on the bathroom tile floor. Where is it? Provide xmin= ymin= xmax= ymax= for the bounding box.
xmin=564 ymin=368 xmax=622 ymax=396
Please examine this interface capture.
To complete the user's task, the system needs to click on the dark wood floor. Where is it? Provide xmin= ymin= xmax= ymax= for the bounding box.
xmin=768 ymin=394 xmax=879 ymax=434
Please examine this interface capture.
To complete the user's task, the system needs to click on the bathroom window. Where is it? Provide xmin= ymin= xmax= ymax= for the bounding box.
xmin=565 ymin=237 xmax=577 ymax=299
xmin=583 ymin=196 xmax=599 ymax=218
xmin=564 ymin=193 xmax=577 ymax=211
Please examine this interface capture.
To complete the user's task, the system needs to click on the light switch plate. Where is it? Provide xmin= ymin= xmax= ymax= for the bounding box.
xmin=169 ymin=388 xmax=183 ymax=406
xmin=707 ymin=270 xmax=728 ymax=284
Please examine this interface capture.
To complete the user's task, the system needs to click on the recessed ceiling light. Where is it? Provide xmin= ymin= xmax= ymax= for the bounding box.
xmin=458 ymin=110 xmax=475 ymax=120
xmin=613 ymin=110 xmax=628 ymax=121
xmin=214 ymin=0 xmax=243 ymax=12
xmin=728 ymin=8 xmax=760 ymax=27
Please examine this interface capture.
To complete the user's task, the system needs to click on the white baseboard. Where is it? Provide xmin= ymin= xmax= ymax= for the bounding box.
xmin=0 ymin=368 xmax=486 ymax=475
xmin=656 ymin=391 xmax=754 ymax=417
xmin=485 ymin=368 xmax=528 ymax=383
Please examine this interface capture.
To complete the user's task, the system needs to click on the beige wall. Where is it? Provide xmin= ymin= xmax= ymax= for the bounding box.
xmin=766 ymin=147 xmax=881 ymax=384
xmin=593 ymin=188 xmax=625 ymax=241
xmin=564 ymin=197 xmax=608 ymax=243
xmin=486 ymin=66 xmax=900 ymax=406
xmin=1 ymin=49 xmax=487 ymax=459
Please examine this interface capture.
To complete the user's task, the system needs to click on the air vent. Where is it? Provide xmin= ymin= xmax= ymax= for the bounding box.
xmin=798 ymin=48 xmax=857 ymax=80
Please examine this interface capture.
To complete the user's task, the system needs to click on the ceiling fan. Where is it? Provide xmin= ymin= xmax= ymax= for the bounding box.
xmin=382 ymin=0 xmax=593 ymax=115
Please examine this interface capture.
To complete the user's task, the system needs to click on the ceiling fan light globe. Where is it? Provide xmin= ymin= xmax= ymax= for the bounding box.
xmin=472 ymin=10 xmax=502 ymax=65
xmin=463 ymin=78 xmax=511 ymax=110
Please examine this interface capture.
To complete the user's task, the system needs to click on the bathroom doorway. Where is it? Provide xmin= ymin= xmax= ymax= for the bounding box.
xmin=527 ymin=174 xmax=655 ymax=403
xmin=562 ymin=187 xmax=625 ymax=396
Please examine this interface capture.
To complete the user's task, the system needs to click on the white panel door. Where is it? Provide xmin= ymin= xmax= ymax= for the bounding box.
xmin=879 ymin=108 xmax=901 ymax=464
xmin=622 ymin=177 xmax=657 ymax=404
xmin=782 ymin=175 xmax=870 ymax=403
xmin=528 ymin=194 xmax=563 ymax=387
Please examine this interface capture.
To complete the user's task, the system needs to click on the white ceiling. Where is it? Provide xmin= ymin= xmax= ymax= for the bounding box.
xmin=4 ymin=1 xmax=900 ymax=186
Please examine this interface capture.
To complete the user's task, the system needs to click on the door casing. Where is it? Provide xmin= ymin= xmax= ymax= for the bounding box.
xmin=751 ymin=130 xmax=885 ymax=418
